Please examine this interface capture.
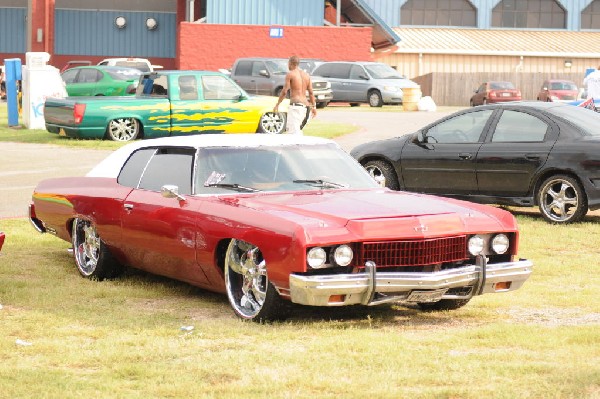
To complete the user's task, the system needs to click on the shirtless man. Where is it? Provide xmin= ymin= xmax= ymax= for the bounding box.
xmin=274 ymin=55 xmax=317 ymax=135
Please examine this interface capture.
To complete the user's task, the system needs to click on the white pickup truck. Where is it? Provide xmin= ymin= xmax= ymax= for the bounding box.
xmin=97 ymin=58 xmax=163 ymax=73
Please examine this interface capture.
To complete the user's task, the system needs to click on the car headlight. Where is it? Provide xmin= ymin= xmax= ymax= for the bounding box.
xmin=383 ymin=86 xmax=400 ymax=92
xmin=468 ymin=235 xmax=485 ymax=256
xmin=307 ymin=247 xmax=327 ymax=268
xmin=333 ymin=245 xmax=353 ymax=266
xmin=491 ymin=234 xmax=510 ymax=254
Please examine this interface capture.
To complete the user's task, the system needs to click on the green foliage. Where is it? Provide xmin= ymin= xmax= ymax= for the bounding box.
xmin=0 ymin=215 xmax=598 ymax=398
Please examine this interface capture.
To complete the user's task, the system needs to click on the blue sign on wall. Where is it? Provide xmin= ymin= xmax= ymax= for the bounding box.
xmin=269 ymin=27 xmax=283 ymax=38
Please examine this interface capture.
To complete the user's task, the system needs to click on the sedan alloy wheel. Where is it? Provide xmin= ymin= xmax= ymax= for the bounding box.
xmin=537 ymin=175 xmax=587 ymax=224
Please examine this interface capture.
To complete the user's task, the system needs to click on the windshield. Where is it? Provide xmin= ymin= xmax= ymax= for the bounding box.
xmin=195 ymin=143 xmax=378 ymax=194
xmin=547 ymin=105 xmax=600 ymax=137
xmin=364 ymin=64 xmax=404 ymax=79
xmin=490 ymin=82 xmax=515 ymax=90
xmin=266 ymin=60 xmax=288 ymax=75
xmin=549 ymin=81 xmax=577 ymax=91
xmin=115 ymin=61 xmax=151 ymax=72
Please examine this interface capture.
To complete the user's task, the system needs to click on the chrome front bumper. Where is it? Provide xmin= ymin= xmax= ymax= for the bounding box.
xmin=289 ymin=258 xmax=533 ymax=307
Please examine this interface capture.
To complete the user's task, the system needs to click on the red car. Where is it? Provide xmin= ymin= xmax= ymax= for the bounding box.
xmin=537 ymin=79 xmax=578 ymax=102
xmin=0 ymin=232 xmax=4 ymax=251
xmin=29 ymin=135 xmax=532 ymax=321
xmin=470 ymin=81 xmax=521 ymax=106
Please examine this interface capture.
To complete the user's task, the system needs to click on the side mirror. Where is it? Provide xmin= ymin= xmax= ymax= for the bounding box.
xmin=161 ymin=185 xmax=185 ymax=201
xmin=413 ymin=131 xmax=426 ymax=144
xmin=259 ymin=69 xmax=270 ymax=78
xmin=238 ymin=93 xmax=248 ymax=101
xmin=359 ymin=74 xmax=369 ymax=80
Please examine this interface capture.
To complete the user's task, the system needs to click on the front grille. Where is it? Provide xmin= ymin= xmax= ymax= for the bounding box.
xmin=356 ymin=236 xmax=467 ymax=267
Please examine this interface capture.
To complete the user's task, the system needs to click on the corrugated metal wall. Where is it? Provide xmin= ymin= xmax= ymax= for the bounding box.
xmin=206 ymin=0 xmax=323 ymax=26
xmin=54 ymin=10 xmax=176 ymax=57
xmin=364 ymin=0 xmax=597 ymax=30
xmin=0 ymin=7 xmax=27 ymax=54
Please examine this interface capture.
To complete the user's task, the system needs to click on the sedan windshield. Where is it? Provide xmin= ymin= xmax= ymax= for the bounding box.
xmin=548 ymin=105 xmax=600 ymax=136
xmin=195 ymin=143 xmax=378 ymax=194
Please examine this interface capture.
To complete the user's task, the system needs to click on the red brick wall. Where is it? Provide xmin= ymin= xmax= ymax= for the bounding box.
xmin=178 ymin=23 xmax=374 ymax=71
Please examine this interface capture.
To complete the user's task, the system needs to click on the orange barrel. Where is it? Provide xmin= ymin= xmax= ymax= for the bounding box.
xmin=402 ymin=86 xmax=422 ymax=111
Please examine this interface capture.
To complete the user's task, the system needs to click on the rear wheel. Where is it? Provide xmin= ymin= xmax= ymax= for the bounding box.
xmin=363 ymin=160 xmax=400 ymax=190
xmin=224 ymin=239 xmax=290 ymax=322
xmin=72 ymin=218 xmax=123 ymax=280
xmin=258 ymin=112 xmax=286 ymax=134
xmin=537 ymin=175 xmax=587 ymax=224
xmin=106 ymin=118 xmax=140 ymax=141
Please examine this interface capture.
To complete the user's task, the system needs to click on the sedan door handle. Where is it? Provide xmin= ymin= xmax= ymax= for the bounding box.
xmin=525 ymin=154 xmax=541 ymax=161
xmin=124 ymin=203 xmax=134 ymax=211
xmin=458 ymin=153 xmax=473 ymax=160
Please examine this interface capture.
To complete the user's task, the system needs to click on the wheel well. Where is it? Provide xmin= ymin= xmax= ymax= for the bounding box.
xmin=368 ymin=88 xmax=381 ymax=96
xmin=215 ymin=238 xmax=232 ymax=272
xmin=274 ymin=86 xmax=284 ymax=96
xmin=532 ymin=170 xmax=584 ymax=205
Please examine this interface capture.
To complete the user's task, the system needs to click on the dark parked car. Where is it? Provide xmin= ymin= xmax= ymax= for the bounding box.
xmin=470 ymin=81 xmax=521 ymax=106
xmin=537 ymin=79 xmax=578 ymax=102
xmin=350 ymin=102 xmax=600 ymax=224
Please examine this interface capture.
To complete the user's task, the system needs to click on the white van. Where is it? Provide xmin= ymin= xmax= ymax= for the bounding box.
xmin=97 ymin=58 xmax=162 ymax=73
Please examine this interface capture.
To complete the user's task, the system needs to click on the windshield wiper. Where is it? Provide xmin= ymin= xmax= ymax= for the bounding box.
xmin=293 ymin=179 xmax=347 ymax=189
xmin=205 ymin=183 xmax=260 ymax=192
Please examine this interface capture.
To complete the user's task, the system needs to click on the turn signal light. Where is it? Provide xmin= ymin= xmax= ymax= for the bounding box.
xmin=494 ymin=281 xmax=512 ymax=291
xmin=328 ymin=295 xmax=346 ymax=304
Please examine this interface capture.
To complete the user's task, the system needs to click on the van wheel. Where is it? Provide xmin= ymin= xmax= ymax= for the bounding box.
xmin=368 ymin=90 xmax=383 ymax=107
xmin=106 ymin=118 xmax=140 ymax=141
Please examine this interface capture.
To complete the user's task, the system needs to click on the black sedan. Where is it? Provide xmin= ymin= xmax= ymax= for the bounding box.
xmin=350 ymin=102 xmax=600 ymax=224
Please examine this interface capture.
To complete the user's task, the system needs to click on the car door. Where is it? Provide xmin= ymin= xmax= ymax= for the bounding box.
xmin=476 ymin=109 xmax=556 ymax=197
xmin=400 ymin=109 xmax=494 ymax=195
xmin=118 ymin=147 xmax=211 ymax=286
xmin=346 ymin=64 xmax=371 ymax=102
xmin=70 ymin=68 xmax=101 ymax=96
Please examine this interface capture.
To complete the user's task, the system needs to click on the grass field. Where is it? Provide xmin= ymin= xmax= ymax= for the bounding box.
xmin=0 ymin=102 xmax=599 ymax=398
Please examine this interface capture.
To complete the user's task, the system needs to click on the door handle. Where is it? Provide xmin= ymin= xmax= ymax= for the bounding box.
xmin=458 ymin=153 xmax=473 ymax=160
xmin=124 ymin=203 xmax=134 ymax=211
xmin=525 ymin=154 xmax=541 ymax=161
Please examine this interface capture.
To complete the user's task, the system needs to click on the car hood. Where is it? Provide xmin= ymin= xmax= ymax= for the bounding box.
xmin=229 ymin=189 xmax=515 ymax=241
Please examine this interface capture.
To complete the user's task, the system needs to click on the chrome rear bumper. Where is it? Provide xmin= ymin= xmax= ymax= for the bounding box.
xmin=289 ymin=258 xmax=533 ymax=307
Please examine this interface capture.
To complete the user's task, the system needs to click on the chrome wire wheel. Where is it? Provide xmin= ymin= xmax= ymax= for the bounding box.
xmin=258 ymin=112 xmax=285 ymax=134
xmin=72 ymin=219 xmax=100 ymax=276
xmin=107 ymin=118 xmax=140 ymax=141
xmin=538 ymin=175 xmax=587 ymax=224
xmin=225 ymin=239 xmax=268 ymax=320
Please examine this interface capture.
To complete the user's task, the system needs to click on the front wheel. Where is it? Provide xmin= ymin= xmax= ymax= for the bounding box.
xmin=368 ymin=90 xmax=383 ymax=107
xmin=106 ymin=118 xmax=140 ymax=141
xmin=72 ymin=218 xmax=122 ymax=280
xmin=363 ymin=160 xmax=400 ymax=190
xmin=258 ymin=112 xmax=286 ymax=134
xmin=224 ymin=239 xmax=290 ymax=322
xmin=537 ymin=175 xmax=587 ymax=223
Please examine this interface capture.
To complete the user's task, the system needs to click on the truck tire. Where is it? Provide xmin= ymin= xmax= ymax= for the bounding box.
xmin=258 ymin=112 xmax=286 ymax=134
xmin=106 ymin=118 xmax=141 ymax=141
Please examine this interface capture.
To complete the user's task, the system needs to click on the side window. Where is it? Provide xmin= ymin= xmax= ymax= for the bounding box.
xmin=202 ymin=75 xmax=242 ymax=100
xmin=118 ymin=148 xmax=156 ymax=188
xmin=251 ymin=62 xmax=267 ymax=77
xmin=313 ymin=64 xmax=332 ymax=77
xmin=349 ymin=65 xmax=365 ymax=80
xmin=330 ymin=63 xmax=351 ymax=79
xmin=492 ymin=110 xmax=548 ymax=142
xmin=178 ymin=75 xmax=198 ymax=100
xmin=426 ymin=110 xmax=493 ymax=143
xmin=235 ymin=61 xmax=252 ymax=76
xmin=61 ymin=69 xmax=78 ymax=84
xmin=79 ymin=69 xmax=100 ymax=83
xmin=138 ymin=148 xmax=195 ymax=195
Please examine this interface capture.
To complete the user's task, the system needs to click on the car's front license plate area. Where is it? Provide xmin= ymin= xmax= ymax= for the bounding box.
xmin=406 ymin=288 xmax=448 ymax=303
